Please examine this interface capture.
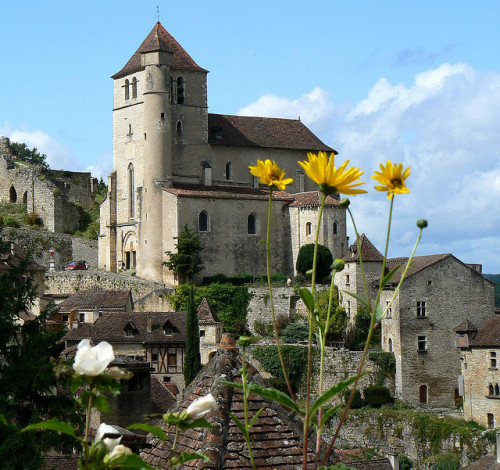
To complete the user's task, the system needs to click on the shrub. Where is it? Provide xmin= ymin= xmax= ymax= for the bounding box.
xmin=3 ymin=216 xmax=20 ymax=228
xmin=363 ymin=385 xmax=394 ymax=408
xmin=253 ymin=320 xmax=273 ymax=338
xmin=399 ymin=455 xmax=414 ymax=470
xmin=280 ymin=322 xmax=309 ymax=343
xmin=24 ymin=212 xmax=43 ymax=227
xmin=344 ymin=388 xmax=364 ymax=409
xmin=0 ymin=216 xmax=3 ymax=226
xmin=295 ymin=243 xmax=333 ymax=280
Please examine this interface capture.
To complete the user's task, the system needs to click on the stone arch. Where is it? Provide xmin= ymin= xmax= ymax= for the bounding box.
xmin=208 ymin=351 xmax=216 ymax=361
xmin=123 ymin=231 xmax=137 ymax=270
xmin=22 ymin=191 xmax=28 ymax=205
xmin=9 ymin=185 xmax=17 ymax=203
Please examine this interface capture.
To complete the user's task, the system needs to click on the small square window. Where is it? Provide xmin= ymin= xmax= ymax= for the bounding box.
xmin=79 ymin=313 xmax=85 ymax=322
xmin=418 ymin=335 xmax=427 ymax=351
xmin=200 ymin=330 xmax=205 ymax=337
xmin=385 ymin=300 xmax=392 ymax=319
xmin=163 ymin=376 xmax=171 ymax=383
xmin=151 ymin=353 xmax=158 ymax=362
xmin=427 ymin=280 xmax=432 ymax=286
xmin=490 ymin=351 xmax=497 ymax=369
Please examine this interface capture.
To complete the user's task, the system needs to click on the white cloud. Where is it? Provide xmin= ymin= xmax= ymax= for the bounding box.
xmin=237 ymin=63 xmax=500 ymax=272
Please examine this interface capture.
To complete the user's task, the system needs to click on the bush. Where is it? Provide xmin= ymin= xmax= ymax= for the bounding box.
xmin=280 ymin=322 xmax=309 ymax=343
xmin=399 ymin=455 xmax=414 ymax=470
xmin=344 ymin=388 xmax=364 ymax=409
xmin=24 ymin=212 xmax=43 ymax=227
xmin=295 ymin=243 xmax=333 ymax=280
xmin=363 ymin=385 xmax=394 ymax=408
xmin=253 ymin=320 xmax=273 ymax=338
xmin=0 ymin=216 xmax=3 ymax=226
xmin=3 ymin=216 xmax=20 ymax=228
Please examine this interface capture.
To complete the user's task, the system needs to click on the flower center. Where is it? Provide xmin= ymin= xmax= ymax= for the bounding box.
xmin=390 ymin=178 xmax=403 ymax=189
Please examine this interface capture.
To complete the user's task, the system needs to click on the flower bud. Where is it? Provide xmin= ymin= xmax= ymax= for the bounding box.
xmin=108 ymin=444 xmax=132 ymax=459
xmin=186 ymin=393 xmax=216 ymax=419
xmin=238 ymin=336 xmax=254 ymax=348
xmin=338 ymin=198 xmax=350 ymax=209
xmin=416 ymin=219 xmax=428 ymax=229
xmin=332 ymin=259 xmax=345 ymax=272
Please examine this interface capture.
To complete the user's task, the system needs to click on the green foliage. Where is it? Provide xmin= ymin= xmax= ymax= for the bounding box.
xmin=344 ymin=388 xmax=364 ymax=409
xmin=399 ymin=455 xmax=414 ymax=470
xmin=252 ymin=345 xmax=308 ymax=393
xmin=3 ymin=215 xmax=20 ymax=227
xmin=368 ymin=352 xmax=396 ymax=386
xmin=424 ymin=451 xmax=460 ymax=470
xmin=10 ymin=142 xmax=49 ymax=169
xmin=316 ymin=288 xmax=347 ymax=340
xmin=362 ymin=385 xmax=394 ymax=408
xmin=280 ymin=322 xmax=309 ymax=343
xmin=253 ymin=319 xmax=274 ymax=338
xmin=296 ymin=243 xmax=333 ymax=280
xmin=168 ymin=283 xmax=250 ymax=334
xmin=203 ymin=272 xmax=289 ymax=286
xmin=484 ymin=273 xmax=500 ymax=306
xmin=165 ymin=225 xmax=204 ymax=283
xmin=24 ymin=212 xmax=43 ymax=227
xmin=184 ymin=287 xmax=202 ymax=387
xmin=348 ymin=306 xmax=380 ymax=350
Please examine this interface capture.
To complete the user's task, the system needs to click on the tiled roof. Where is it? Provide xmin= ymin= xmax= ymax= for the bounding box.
xmin=43 ymin=455 xmax=79 ymax=470
xmin=164 ymin=183 xmax=294 ymax=201
xmin=208 ymin=113 xmax=334 ymax=152
xmin=57 ymin=290 xmax=132 ymax=313
xmin=63 ymin=312 xmax=187 ymax=345
xmin=461 ymin=455 xmax=500 ymax=470
xmin=454 ymin=319 xmax=478 ymax=333
xmin=289 ymin=191 xmax=340 ymax=208
xmin=151 ymin=374 xmax=178 ymax=414
xmin=345 ymin=234 xmax=384 ymax=262
xmin=470 ymin=316 xmax=500 ymax=347
xmin=197 ymin=297 xmax=222 ymax=324
xmin=141 ymin=342 xmax=322 ymax=469
xmin=112 ymin=22 xmax=207 ymax=79
xmin=383 ymin=254 xmax=452 ymax=283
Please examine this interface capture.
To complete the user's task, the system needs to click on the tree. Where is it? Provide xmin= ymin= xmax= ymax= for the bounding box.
xmin=9 ymin=142 xmax=49 ymax=169
xmin=0 ymin=232 xmax=81 ymax=468
xmin=295 ymin=243 xmax=333 ymax=280
xmin=183 ymin=286 xmax=202 ymax=387
xmin=316 ymin=288 xmax=347 ymax=340
xmin=164 ymin=225 xmax=204 ymax=283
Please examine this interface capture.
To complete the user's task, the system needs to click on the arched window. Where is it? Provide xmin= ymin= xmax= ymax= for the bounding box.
xmin=131 ymin=77 xmax=137 ymax=99
xmin=128 ymin=163 xmax=135 ymax=218
xmin=333 ymin=222 xmax=338 ymax=235
xmin=176 ymin=121 xmax=183 ymax=133
xmin=225 ymin=162 xmax=231 ymax=181
xmin=22 ymin=191 xmax=28 ymax=205
xmin=496 ymin=384 xmax=500 ymax=396
xmin=306 ymin=222 xmax=312 ymax=236
xmin=489 ymin=384 xmax=495 ymax=396
xmin=248 ymin=214 xmax=256 ymax=234
xmin=9 ymin=185 xmax=17 ymax=203
xmin=124 ymin=79 xmax=130 ymax=100
xmin=177 ymin=76 xmax=185 ymax=104
xmin=388 ymin=338 xmax=393 ymax=352
xmin=199 ymin=211 xmax=209 ymax=232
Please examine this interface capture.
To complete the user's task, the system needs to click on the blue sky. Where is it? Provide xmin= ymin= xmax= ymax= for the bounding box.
xmin=2 ymin=1 xmax=500 ymax=273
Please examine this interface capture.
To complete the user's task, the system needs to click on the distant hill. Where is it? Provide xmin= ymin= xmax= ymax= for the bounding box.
xmin=484 ymin=274 xmax=500 ymax=307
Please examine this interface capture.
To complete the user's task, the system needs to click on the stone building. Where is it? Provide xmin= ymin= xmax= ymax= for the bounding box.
xmin=98 ymin=22 xmax=347 ymax=284
xmin=457 ymin=316 xmax=500 ymax=428
xmin=197 ymin=297 xmax=223 ymax=364
xmin=337 ymin=235 xmax=496 ymax=407
xmin=0 ymin=136 xmax=98 ymax=233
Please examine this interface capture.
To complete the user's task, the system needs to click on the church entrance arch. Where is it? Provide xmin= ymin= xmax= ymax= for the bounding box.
xmin=9 ymin=185 xmax=17 ymax=203
xmin=123 ymin=232 xmax=137 ymax=270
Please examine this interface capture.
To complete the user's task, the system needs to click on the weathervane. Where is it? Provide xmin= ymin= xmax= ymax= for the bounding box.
xmin=157 ymin=5 xmax=160 ymax=22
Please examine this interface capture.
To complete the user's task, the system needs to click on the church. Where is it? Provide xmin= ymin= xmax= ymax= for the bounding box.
xmin=98 ymin=22 xmax=348 ymax=284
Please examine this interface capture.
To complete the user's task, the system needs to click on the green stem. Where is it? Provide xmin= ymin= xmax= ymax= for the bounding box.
xmin=303 ymin=193 xmax=326 ymax=470
xmin=266 ymin=189 xmax=295 ymax=401
xmin=83 ymin=387 xmax=94 ymax=469
xmin=242 ymin=347 xmax=257 ymax=470
xmin=374 ymin=197 xmax=394 ymax=310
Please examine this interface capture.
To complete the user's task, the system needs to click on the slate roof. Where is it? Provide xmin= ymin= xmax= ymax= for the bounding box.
xmin=289 ymin=191 xmax=341 ymax=208
xmin=208 ymin=113 xmax=334 ymax=152
xmin=345 ymin=234 xmax=384 ymax=262
xmin=197 ymin=298 xmax=222 ymax=324
xmin=57 ymin=290 xmax=132 ymax=313
xmin=112 ymin=22 xmax=207 ymax=79
xmin=469 ymin=316 xmax=500 ymax=347
xmin=164 ymin=183 xmax=294 ymax=202
xmin=151 ymin=375 xmax=178 ymax=414
xmin=63 ymin=311 xmax=186 ymax=346
xmin=141 ymin=336 xmax=321 ymax=469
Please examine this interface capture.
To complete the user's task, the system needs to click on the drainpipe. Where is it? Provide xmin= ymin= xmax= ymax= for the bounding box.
xmin=496 ymin=430 xmax=500 ymax=464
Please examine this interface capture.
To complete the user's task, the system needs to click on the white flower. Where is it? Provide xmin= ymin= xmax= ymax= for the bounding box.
xmin=186 ymin=393 xmax=216 ymax=419
xmin=73 ymin=339 xmax=115 ymax=376
xmin=96 ymin=423 xmax=121 ymax=451
xmin=108 ymin=444 xmax=132 ymax=459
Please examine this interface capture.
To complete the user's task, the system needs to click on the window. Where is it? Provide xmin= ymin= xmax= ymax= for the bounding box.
xmin=131 ymin=77 xmax=137 ymax=99
xmin=199 ymin=211 xmax=209 ymax=232
xmin=225 ymin=162 xmax=231 ymax=180
xmin=177 ymin=76 xmax=185 ymax=104
xmin=419 ymin=385 xmax=428 ymax=403
xmin=151 ymin=353 xmax=158 ymax=362
xmin=385 ymin=300 xmax=392 ymax=319
xmin=79 ymin=313 xmax=85 ymax=322
xmin=124 ymin=79 xmax=130 ymax=100
xmin=9 ymin=185 xmax=16 ymax=203
xmin=200 ymin=329 xmax=205 ymax=337
xmin=490 ymin=351 xmax=497 ymax=368
xmin=248 ymin=214 xmax=256 ymax=234
xmin=306 ymin=222 xmax=312 ymax=236
xmin=489 ymin=384 xmax=494 ymax=396
xmin=345 ymin=274 xmax=350 ymax=288
xmin=126 ymin=374 xmax=142 ymax=391
xmin=164 ymin=324 xmax=173 ymax=336
xmin=487 ymin=413 xmax=495 ymax=428
xmin=496 ymin=384 xmax=500 ymax=396
xmin=388 ymin=338 xmax=393 ymax=352
xmin=346 ymin=300 xmax=351 ymax=319
xmin=252 ymin=175 xmax=259 ymax=189
xmin=428 ymin=280 xmax=432 ymax=286
xmin=417 ymin=301 xmax=427 ymax=317
xmin=333 ymin=222 xmax=338 ymax=235
xmin=176 ymin=121 xmax=183 ymax=133
xmin=128 ymin=163 xmax=135 ymax=218
xmin=62 ymin=315 xmax=69 ymax=322
xmin=418 ymin=335 xmax=427 ymax=351
xmin=163 ymin=376 xmax=171 ymax=383
xmin=168 ymin=353 xmax=176 ymax=366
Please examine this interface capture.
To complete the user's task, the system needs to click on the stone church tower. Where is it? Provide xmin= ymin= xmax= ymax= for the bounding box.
xmin=99 ymin=22 xmax=348 ymax=284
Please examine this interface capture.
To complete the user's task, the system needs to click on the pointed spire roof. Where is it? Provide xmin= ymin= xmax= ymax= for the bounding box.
xmin=112 ymin=22 xmax=208 ymax=79
xmin=197 ymin=297 xmax=222 ymax=324
xmin=345 ymin=234 xmax=384 ymax=262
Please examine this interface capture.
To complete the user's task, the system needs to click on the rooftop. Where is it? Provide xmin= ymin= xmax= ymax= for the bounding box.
xmin=197 ymin=297 xmax=222 ymax=324
xmin=470 ymin=316 xmax=500 ymax=348
xmin=57 ymin=289 xmax=132 ymax=313
xmin=289 ymin=191 xmax=341 ymax=208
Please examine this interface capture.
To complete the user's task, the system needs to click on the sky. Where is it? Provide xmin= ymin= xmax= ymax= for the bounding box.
xmin=2 ymin=1 xmax=500 ymax=272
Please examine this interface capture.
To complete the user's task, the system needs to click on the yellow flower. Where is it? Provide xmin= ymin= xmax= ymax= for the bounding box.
xmin=249 ymin=159 xmax=293 ymax=191
xmin=298 ymin=151 xmax=366 ymax=196
xmin=371 ymin=161 xmax=411 ymax=199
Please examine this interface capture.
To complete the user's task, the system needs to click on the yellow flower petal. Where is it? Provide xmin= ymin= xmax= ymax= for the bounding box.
xmin=249 ymin=159 xmax=293 ymax=190
xmin=371 ymin=161 xmax=411 ymax=199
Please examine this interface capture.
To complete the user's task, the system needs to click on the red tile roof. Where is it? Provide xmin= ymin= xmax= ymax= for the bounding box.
xmin=197 ymin=297 xmax=222 ymax=324
xmin=164 ymin=183 xmax=294 ymax=201
xmin=151 ymin=374 xmax=178 ymax=414
xmin=112 ymin=22 xmax=208 ymax=79
xmin=345 ymin=234 xmax=384 ymax=262
xmin=57 ymin=290 xmax=132 ymax=313
xmin=470 ymin=316 xmax=500 ymax=347
xmin=383 ymin=254 xmax=452 ymax=283
xmin=208 ymin=114 xmax=334 ymax=152
xmin=289 ymin=191 xmax=341 ymax=208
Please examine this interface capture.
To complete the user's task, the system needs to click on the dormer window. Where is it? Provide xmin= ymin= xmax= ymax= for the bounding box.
xmin=163 ymin=320 xmax=176 ymax=336
xmin=124 ymin=321 xmax=137 ymax=337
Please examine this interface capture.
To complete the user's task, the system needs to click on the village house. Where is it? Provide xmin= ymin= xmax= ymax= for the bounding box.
xmin=457 ymin=315 xmax=500 ymax=428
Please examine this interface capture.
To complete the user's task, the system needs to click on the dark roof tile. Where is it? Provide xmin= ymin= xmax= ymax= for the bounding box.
xmin=197 ymin=298 xmax=222 ymax=324
xmin=345 ymin=234 xmax=384 ymax=262
xmin=470 ymin=316 xmax=500 ymax=347
xmin=57 ymin=290 xmax=132 ymax=313
xmin=289 ymin=191 xmax=340 ymax=208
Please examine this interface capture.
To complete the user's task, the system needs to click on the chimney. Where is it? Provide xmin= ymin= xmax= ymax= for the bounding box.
xmin=496 ymin=430 xmax=500 ymax=464
xmin=147 ymin=316 xmax=152 ymax=333
xmin=387 ymin=451 xmax=399 ymax=470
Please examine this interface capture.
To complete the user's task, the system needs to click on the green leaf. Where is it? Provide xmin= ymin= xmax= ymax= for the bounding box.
xmin=175 ymin=451 xmax=210 ymax=466
xmin=309 ymin=375 xmax=361 ymax=421
xmin=108 ymin=452 xmax=156 ymax=469
xmin=299 ymin=287 xmax=315 ymax=313
xmin=320 ymin=403 xmax=342 ymax=426
xmin=128 ymin=423 xmax=166 ymax=441
xmin=229 ymin=412 xmax=249 ymax=440
xmin=375 ymin=303 xmax=384 ymax=322
xmin=21 ymin=419 xmax=78 ymax=440
xmin=93 ymin=394 xmax=110 ymax=414
xmin=380 ymin=264 xmax=400 ymax=288
xmin=249 ymin=408 xmax=265 ymax=429
xmin=183 ymin=418 xmax=216 ymax=431
xmin=220 ymin=380 xmax=304 ymax=417
xmin=76 ymin=390 xmax=91 ymax=408
xmin=0 ymin=414 xmax=7 ymax=426
xmin=342 ymin=290 xmax=369 ymax=308
xmin=306 ymin=268 xmax=314 ymax=276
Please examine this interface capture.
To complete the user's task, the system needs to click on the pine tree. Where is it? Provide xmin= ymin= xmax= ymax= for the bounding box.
xmin=183 ymin=286 xmax=202 ymax=387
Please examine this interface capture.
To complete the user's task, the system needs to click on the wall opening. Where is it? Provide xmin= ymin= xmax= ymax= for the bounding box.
xmin=419 ymin=385 xmax=428 ymax=403
xmin=9 ymin=185 xmax=17 ymax=203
